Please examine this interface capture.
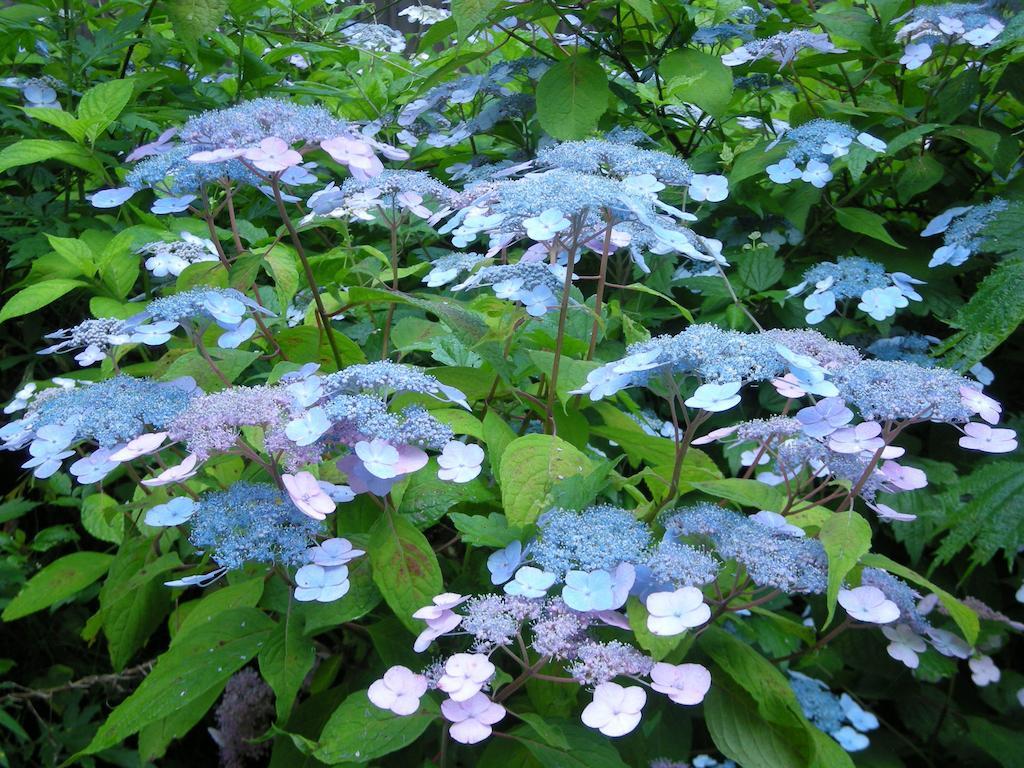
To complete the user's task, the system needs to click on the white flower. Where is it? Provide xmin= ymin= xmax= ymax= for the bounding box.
xmin=856 ymin=133 xmax=887 ymax=153
xmin=858 ymin=286 xmax=908 ymax=321
xmin=368 ymin=666 xmax=429 ymax=716
xmin=801 ymin=160 xmax=834 ymax=188
xmin=839 ymin=693 xmax=879 ymax=732
xmin=437 ymin=653 xmax=495 ymax=701
xmin=962 ymin=19 xmax=1003 ymax=46
xmin=767 ymin=158 xmax=802 ymax=184
xmin=573 ymin=365 xmax=632 ymax=401
xmin=581 ymin=682 xmax=646 ymax=737
xmin=523 ymin=208 xmax=570 ymax=242
xmin=838 ymin=586 xmax=900 ymax=624
xmin=969 ymin=655 xmax=1001 ymax=686
xmin=929 ymin=243 xmax=971 ymax=268
xmin=442 ymin=693 xmax=505 ymax=744
xmin=688 ymin=174 xmax=729 ymax=203
xmin=899 ymin=42 xmax=932 ymax=69
xmin=684 ymin=381 xmax=743 ymax=412
xmin=293 ymin=563 xmax=350 ymax=602
xmin=820 ymin=133 xmax=852 ymax=158
xmin=285 ymin=407 xmax=331 ymax=447
xmin=646 ymin=587 xmax=711 ymax=636
xmin=882 ymin=624 xmax=926 ymax=669
xmin=437 ymin=441 xmax=485 ymax=483
xmin=354 ymin=438 xmax=402 ymax=478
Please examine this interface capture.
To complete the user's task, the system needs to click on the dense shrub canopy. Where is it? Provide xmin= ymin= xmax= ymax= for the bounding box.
xmin=0 ymin=1 xmax=1022 ymax=766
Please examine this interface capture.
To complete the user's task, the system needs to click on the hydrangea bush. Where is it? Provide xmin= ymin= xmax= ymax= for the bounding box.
xmin=0 ymin=1 xmax=1022 ymax=766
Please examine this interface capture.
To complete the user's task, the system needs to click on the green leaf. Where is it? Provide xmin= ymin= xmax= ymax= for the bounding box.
xmin=859 ymin=553 xmax=978 ymax=645
xmin=703 ymin=678 xmax=809 ymax=768
xmin=514 ymin=712 xmax=570 ymax=749
xmin=81 ymin=493 xmax=125 ymax=544
xmin=98 ymin=539 xmax=180 ymax=670
xmin=264 ymin=246 xmax=300 ymax=306
xmin=896 ymin=155 xmax=945 ymax=203
xmin=260 ymin=612 xmax=315 ymax=721
xmin=160 ymin=348 xmax=260 ymax=390
xmin=369 ymin=511 xmax=443 ymax=634
xmin=819 ymin=511 xmax=872 ymax=626
xmin=834 ymin=207 xmax=904 ymax=249
xmin=449 ymin=512 xmax=521 ymax=548
xmin=2 ymin=552 xmax=113 ymax=621
xmin=536 ymin=56 xmax=610 ymax=140
xmin=932 ymin=461 xmax=1024 ymax=568
xmin=450 ymin=0 xmax=501 ymax=35
xmin=77 ymin=79 xmax=134 ymax=141
xmin=314 ymin=690 xmax=438 ymax=764
xmin=78 ymin=608 xmax=274 ymax=756
xmin=46 ymin=235 xmax=95 ymax=277
xmin=661 ymin=49 xmax=734 ymax=117
xmin=399 ymin=468 xmax=496 ymax=529
xmin=0 ymin=279 xmax=87 ymax=324
xmin=23 ymin=107 xmax=86 ymax=143
xmin=691 ymin=478 xmax=787 ymax=510
xmin=738 ymin=250 xmax=785 ymax=292
xmin=509 ymin=721 xmax=630 ymax=767
xmin=166 ymin=0 xmax=231 ymax=54
xmin=499 ymin=434 xmax=592 ymax=526
xmin=0 ymin=139 xmax=102 ymax=175
xmin=482 ymin=411 xmax=517 ymax=476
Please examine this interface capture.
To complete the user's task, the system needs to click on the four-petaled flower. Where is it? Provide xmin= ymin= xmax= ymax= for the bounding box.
xmin=437 ymin=653 xmax=496 ymax=701
xmin=504 ymin=566 xmax=557 ymax=599
xmin=649 ymin=662 xmax=712 ymax=705
xmin=293 ymin=563 xmax=350 ymax=602
xmin=801 ymin=160 xmax=834 ymax=188
xmin=243 ymin=137 xmax=303 ymax=173
xmin=442 ymin=693 xmax=506 ymax=744
xmin=368 ymin=665 xmax=429 ymax=716
xmin=685 ymin=381 xmax=743 ymax=412
xmin=829 ymin=422 xmax=885 ymax=454
xmin=581 ymin=682 xmax=647 ymax=737
xmin=959 ymin=386 xmax=1001 ymax=424
xmin=881 ymin=624 xmax=926 ymax=669
xmin=646 ymin=587 xmax=711 ymax=636
xmin=838 ymin=585 xmax=900 ymax=624
xmin=282 ymin=471 xmax=336 ymax=520
xmin=523 ymin=208 xmax=570 ymax=242
xmin=437 ymin=441 xmax=485 ymax=483
xmin=796 ymin=397 xmax=853 ymax=438
xmin=688 ymin=174 xmax=729 ymax=203
xmin=958 ymin=423 xmax=1017 ymax=454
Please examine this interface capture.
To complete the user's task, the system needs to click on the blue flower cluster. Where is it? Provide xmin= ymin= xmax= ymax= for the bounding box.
xmin=789 ymin=672 xmax=879 ymax=752
xmin=787 ymin=257 xmax=924 ymax=324
xmin=921 ymin=199 xmax=1008 ymax=267
xmin=188 ymin=482 xmax=323 ymax=570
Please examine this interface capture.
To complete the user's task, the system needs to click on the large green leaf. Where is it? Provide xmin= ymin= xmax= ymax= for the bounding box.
xmin=77 ymin=79 xmax=135 ymax=141
xmin=0 ymin=139 xmax=102 ymax=175
xmin=0 ymin=279 xmax=87 ymax=324
xmin=834 ymin=207 xmax=904 ymax=249
xmin=819 ymin=511 xmax=872 ymax=626
xmin=165 ymin=0 xmax=230 ymax=54
xmin=536 ymin=56 xmax=610 ymax=140
xmin=369 ymin=511 xmax=443 ymax=634
xmin=499 ymin=434 xmax=592 ymax=526
xmin=314 ymin=690 xmax=438 ymax=764
xmin=260 ymin=612 xmax=315 ymax=721
xmin=2 ymin=552 xmax=113 ymax=621
xmin=78 ymin=608 xmax=274 ymax=756
xmin=509 ymin=721 xmax=630 ymax=767
xmin=661 ymin=49 xmax=734 ymax=117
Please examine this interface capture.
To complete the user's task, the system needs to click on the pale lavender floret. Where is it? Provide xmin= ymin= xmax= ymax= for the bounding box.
xmin=667 ymin=503 xmax=828 ymax=594
xmin=25 ymin=376 xmax=196 ymax=448
xmin=567 ymin=640 xmax=654 ymax=685
xmin=536 ymin=137 xmax=693 ymax=185
xmin=188 ymin=482 xmax=322 ymax=570
xmin=167 ymin=386 xmax=304 ymax=462
xmin=530 ymin=599 xmax=595 ymax=658
xmin=833 ymin=360 xmax=975 ymax=422
xmin=860 ymin=568 xmax=931 ymax=633
xmin=532 ymin=506 xmax=653 ymax=577
xmin=461 ymin=594 xmax=542 ymax=651
xmin=802 ymin=258 xmax=891 ymax=300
